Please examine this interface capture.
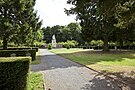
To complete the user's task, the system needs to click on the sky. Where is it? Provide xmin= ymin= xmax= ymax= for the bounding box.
xmin=34 ymin=0 xmax=77 ymax=27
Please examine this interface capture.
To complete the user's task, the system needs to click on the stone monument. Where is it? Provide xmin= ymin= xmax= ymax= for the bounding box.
xmin=52 ymin=35 xmax=56 ymax=48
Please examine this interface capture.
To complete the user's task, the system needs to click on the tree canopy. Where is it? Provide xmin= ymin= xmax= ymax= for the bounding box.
xmin=0 ymin=0 xmax=42 ymax=49
xmin=42 ymin=23 xmax=83 ymax=44
xmin=66 ymin=0 xmax=135 ymax=51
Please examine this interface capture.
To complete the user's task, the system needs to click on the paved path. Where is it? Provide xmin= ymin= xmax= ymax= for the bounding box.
xmin=31 ymin=49 xmax=121 ymax=90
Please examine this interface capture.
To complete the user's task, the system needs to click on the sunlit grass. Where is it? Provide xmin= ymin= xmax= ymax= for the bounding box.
xmin=28 ymin=72 xmax=44 ymax=90
xmin=51 ymin=48 xmax=135 ymax=73
xmin=50 ymin=48 xmax=90 ymax=54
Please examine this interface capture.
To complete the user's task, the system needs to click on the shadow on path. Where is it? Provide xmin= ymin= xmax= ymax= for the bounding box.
xmin=31 ymin=54 xmax=83 ymax=72
xmin=30 ymin=49 xmax=124 ymax=90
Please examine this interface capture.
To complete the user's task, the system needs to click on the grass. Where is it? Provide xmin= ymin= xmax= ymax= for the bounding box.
xmin=50 ymin=48 xmax=90 ymax=54
xmin=51 ymin=48 xmax=135 ymax=72
xmin=50 ymin=48 xmax=135 ymax=86
xmin=28 ymin=72 xmax=44 ymax=90
xmin=31 ymin=51 xmax=41 ymax=65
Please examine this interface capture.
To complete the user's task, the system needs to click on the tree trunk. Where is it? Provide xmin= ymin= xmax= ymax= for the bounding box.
xmin=103 ymin=36 xmax=109 ymax=51
xmin=119 ymin=40 xmax=123 ymax=50
xmin=3 ymin=35 xmax=8 ymax=50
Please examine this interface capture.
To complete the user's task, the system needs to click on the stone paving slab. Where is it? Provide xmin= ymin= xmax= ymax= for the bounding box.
xmin=31 ymin=49 xmax=121 ymax=90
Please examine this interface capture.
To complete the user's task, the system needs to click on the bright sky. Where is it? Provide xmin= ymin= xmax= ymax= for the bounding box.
xmin=34 ymin=0 xmax=77 ymax=27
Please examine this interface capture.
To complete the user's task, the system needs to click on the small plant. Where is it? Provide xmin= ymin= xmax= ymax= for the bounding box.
xmin=48 ymin=44 xmax=52 ymax=50
xmin=63 ymin=40 xmax=78 ymax=49
xmin=66 ymin=44 xmax=70 ymax=49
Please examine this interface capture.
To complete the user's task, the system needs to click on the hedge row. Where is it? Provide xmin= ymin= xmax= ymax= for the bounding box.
xmin=0 ymin=49 xmax=36 ymax=61
xmin=0 ymin=47 xmax=38 ymax=52
xmin=81 ymin=45 xmax=135 ymax=50
xmin=81 ymin=46 xmax=102 ymax=49
xmin=0 ymin=57 xmax=30 ymax=90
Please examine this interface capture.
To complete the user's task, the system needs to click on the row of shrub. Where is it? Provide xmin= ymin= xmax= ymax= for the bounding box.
xmin=0 ymin=57 xmax=30 ymax=90
xmin=0 ymin=47 xmax=38 ymax=52
xmin=0 ymin=49 xmax=36 ymax=61
xmin=81 ymin=45 xmax=135 ymax=50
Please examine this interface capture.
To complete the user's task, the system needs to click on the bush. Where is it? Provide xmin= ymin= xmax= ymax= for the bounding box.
xmin=0 ymin=49 xmax=36 ymax=61
xmin=48 ymin=44 xmax=52 ymax=50
xmin=0 ymin=57 xmax=30 ymax=90
xmin=0 ymin=47 xmax=39 ymax=52
xmin=34 ymin=41 xmax=45 ymax=48
xmin=66 ymin=44 xmax=70 ymax=49
xmin=63 ymin=40 xmax=78 ymax=49
xmin=89 ymin=40 xmax=103 ymax=46
xmin=0 ymin=40 xmax=2 ymax=48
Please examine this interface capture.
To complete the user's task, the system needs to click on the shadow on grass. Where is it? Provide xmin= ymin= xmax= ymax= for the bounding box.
xmin=101 ymin=71 xmax=135 ymax=89
xmin=81 ymin=74 xmax=120 ymax=90
xmin=81 ymin=73 xmax=135 ymax=90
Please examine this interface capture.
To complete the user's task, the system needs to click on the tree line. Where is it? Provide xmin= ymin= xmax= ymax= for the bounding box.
xmin=1 ymin=0 xmax=135 ymax=51
xmin=42 ymin=23 xmax=84 ymax=45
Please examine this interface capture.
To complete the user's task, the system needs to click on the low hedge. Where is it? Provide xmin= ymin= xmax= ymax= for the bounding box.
xmin=82 ymin=46 xmax=95 ymax=49
xmin=0 ymin=49 xmax=36 ymax=61
xmin=0 ymin=47 xmax=38 ymax=52
xmin=0 ymin=57 xmax=30 ymax=90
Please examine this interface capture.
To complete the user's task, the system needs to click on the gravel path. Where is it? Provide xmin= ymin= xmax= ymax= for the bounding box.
xmin=31 ymin=49 xmax=121 ymax=90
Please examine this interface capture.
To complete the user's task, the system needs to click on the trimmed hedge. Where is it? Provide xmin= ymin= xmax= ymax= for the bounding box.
xmin=82 ymin=46 xmax=95 ymax=49
xmin=0 ymin=47 xmax=38 ymax=52
xmin=81 ymin=45 xmax=135 ymax=50
xmin=0 ymin=49 xmax=36 ymax=61
xmin=0 ymin=57 xmax=30 ymax=90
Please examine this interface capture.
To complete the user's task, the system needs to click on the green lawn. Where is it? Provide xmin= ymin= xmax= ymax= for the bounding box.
xmin=50 ymin=48 xmax=135 ymax=85
xmin=50 ymin=48 xmax=90 ymax=54
xmin=50 ymin=48 xmax=135 ymax=72
xmin=28 ymin=72 xmax=44 ymax=90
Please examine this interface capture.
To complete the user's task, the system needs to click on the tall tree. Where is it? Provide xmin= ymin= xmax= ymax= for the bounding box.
xmin=66 ymin=0 xmax=116 ymax=51
xmin=66 ymin=0 xmax=135 ymax=51
xmin=43 ymin=25 xmax=64 ymax=43
xmin=42 ymin=26 xmax=52 ymax=43
xmin=0 ymin=0 xmax=42 ymax=49
xmin=66 ymin=23 xmax=83 ymax=44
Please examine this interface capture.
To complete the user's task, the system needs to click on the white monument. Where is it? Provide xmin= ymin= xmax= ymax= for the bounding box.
xmin=52 ymin=35 xmax=56 ymax=48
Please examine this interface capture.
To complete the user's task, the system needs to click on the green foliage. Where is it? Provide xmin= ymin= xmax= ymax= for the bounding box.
xmin=66 ymin=44 xmax=70 ymax=49
xmin=42 ymin=23 xmax=83 ymax=44
xmin=0 ymin=57 xmax=30 ymax=90
xmin=34 ymin=41 xmax=45 ymax=48
xmin=66 ymin=0 xmax=135 ymax=51
xmin=0 ymin=0 xmax=42 ymax=49
xmin=0 ymin=40 xmax=2 ymax=47
xmin=24 ymin=29 xmax=44 ymax=47
xmin=42 ymin=25 xmax=64 ymax=43
xmin=109 ymin=41 xmax=117 ymax=46
xmin=0 ymin=49 xmax=36 ymax=61
xmin=64 ymin=40 xmax=78 ymax=49
xmin=115 ymin=0 xmax=135 ymax=28
xmin=48 ymin=44 xmax=52 ymax=50
xmin=89 ymin=40 xmax=104 ymax=46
